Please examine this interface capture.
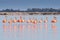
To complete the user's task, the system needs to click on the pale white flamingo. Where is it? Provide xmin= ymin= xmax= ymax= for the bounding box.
xmin=8 ymin=18 xmax=12 ymax=24
xmin=44 ymin=17 xmax=48 ymax=23
xmin=12 ymin=17 xmax=17 ymax=23
xmin=27 ymin=18 xmax=31 ymax=23
xmin=39 ymin=18 xmax=43 ymax=23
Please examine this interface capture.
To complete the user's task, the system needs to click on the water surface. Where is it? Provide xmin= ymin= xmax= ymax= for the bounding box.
xmin=0 ymin=15 xmax=60 ymax=40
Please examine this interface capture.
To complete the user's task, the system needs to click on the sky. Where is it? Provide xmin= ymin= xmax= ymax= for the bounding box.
xmin=0 ymin=0 xmax=60 ymax=10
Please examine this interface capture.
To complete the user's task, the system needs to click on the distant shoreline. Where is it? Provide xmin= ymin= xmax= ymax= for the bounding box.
xmin=0 ymin=12 xmax=60 ymax=15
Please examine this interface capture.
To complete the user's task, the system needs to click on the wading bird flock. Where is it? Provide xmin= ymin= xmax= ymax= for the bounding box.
xmin=2 ymin=16 xmax=57 ymax=32
xmin=2 ymin=16 xmax=57 ymax=24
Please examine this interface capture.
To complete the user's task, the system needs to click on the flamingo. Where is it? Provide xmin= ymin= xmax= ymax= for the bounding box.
xmin=8 ymin=18 xmax=12 ymax=24
xmin=2 ymin=16 xmax=7 ymax=23
xmin=27 ymin=18 xmax=31 ymax=23
xmin=31 ymin=18 xmax=37 ymax=24
xmin=39 ymin=18 xmax=43 ymax=23
xmin=2 ymin=19 xmax=7 ymax=23
xmin=17 ymin=16 xmax=25 ymax=23
xmin=12 ymin=17 xmax=17 ymax=23
xmin=44 ymin=17 xmax=48 ymax=23
xmin=34 ymin=19 xmax=37 ymax=24
xmin=51 ymin=16 xmax=57 ymax=23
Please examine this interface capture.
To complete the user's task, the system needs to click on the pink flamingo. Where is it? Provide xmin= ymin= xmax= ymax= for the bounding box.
xmin=2 ymin=16 xmax=7 ymax=23
xmin=51 ymin=16 xmax=57 ymax=23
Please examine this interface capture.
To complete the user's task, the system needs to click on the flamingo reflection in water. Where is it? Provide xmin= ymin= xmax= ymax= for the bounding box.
xmin=13 ymin=25 xmax=17 ymax=32
xmin=51 ymin=24 xmax=57 ymax=39
xmin=32 ymin=24 xmax=38 ymax=32
xmin=3 ymin=25 xmax=9 ymax=39
xmin=19 ymin=24 xmax=25 ymax=32
xmin=9 ymin=25 xmax=12 ymax=32
xmin=3 ymin=24 xmax=7 ymax=32
xmin=44 ymin=23 xmax=48 ymax=32
xmin=28 ymin=25 xmax=32 ymax=31
xmin=51 ymin=25 xmax=57 ymax=32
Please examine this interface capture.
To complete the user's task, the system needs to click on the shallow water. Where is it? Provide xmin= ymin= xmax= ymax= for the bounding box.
xmin=0 ymin=15 xmax=60 ymax=40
